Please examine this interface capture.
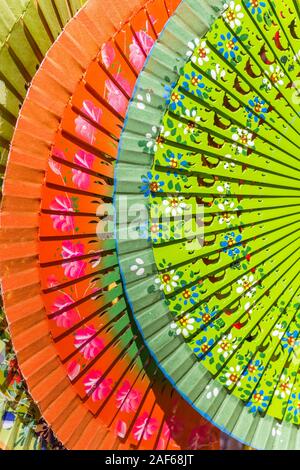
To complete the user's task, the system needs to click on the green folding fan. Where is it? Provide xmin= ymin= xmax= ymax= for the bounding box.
xmin=115 ymin=0 xmax=300 ymax=449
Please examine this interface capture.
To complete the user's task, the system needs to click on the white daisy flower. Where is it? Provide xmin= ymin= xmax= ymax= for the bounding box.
xmin=145 ymin=125 xmax=170 ymax=152
xmin=225 ymin=365 xmax=242 ymax=387
xmin=155 ymin=270 xmax=179 ymax=293
xmin=136 ymin=92 xmax=152 ymax=110
xmin=178 ymin=109 xmax=201 ymax=134
xmin=163 ymin=196 xmax=186 ymax=217
xmin=263 ymin=65 xmax=285 ymax=89
xmin=236 ymin=274 xmax=256 ymax=297
xmin=223 ymin=1 xmax=244 ymax=29
xmin=186 ymin=38 xmax=210 ymax=66
xmin=211 ymin=63 xmax=226 ymax=81
xmin=170 ymin=313 xmax=195 ymax=337
xmin=130 ymin=258 xmax=145 ymax=276
xmin=232 ymin=128 xmax=255 ymax=153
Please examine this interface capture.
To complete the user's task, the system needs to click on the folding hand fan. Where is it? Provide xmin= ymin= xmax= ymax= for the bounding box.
xmin=0 ymin=0 xmax=223 ymax=450
xmin=115 ymin=0 xmax=300 ymax=449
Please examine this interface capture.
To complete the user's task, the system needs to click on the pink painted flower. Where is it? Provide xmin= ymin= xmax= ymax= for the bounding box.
xmin=67 ymin=360 xmax=80 ymax=381
xmin=133 ymin=412 xmax=158 ymax=441
xmin=74 ymin=325 xmax=104 ymax=360
xmin=50 ymin=196 xmax=74 ymax=232
xmin=188 ymin=424 xmax=211 ymax=450
xmin=51 ymin=293 xmax=80 ymax=328
xmin=105 ymin=74 xmax=131 ymax=114
xmin=129 ymin=31 xmax=154 ymax=71
xmin=116 ymin=380 xmax=141 ymax=413
xmin=74 ymin=150 xmax=95 ymax=169
xmin=116 ymin=420 xmax=127 ymax=439
xmin=61 ymin=240 xmax=86 ymax=279
xmin=72 ymin=150 xmax=95 ymax=190
xmin=84 ymin=370 xmax=113 ymax=401
xmin=101 ymin=42 xmax=115 ymax=68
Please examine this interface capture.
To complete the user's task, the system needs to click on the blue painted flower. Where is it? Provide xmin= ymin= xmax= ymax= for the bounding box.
xmin=246 ymin=97 xmax=268 ymax=121
xmin=246 ymin=0 xmax=266 ymax=15
xmin=163 ymin=83 xmax=184 ymax=110
xmin=217 ymin=32 xmax=239 ymax=60
xmin=140 ymin=172 xmax=164 ymax=197
xmin=181 ymin=285 xmax=199 ymax=306
xmin=193 ymin=336 xmax=214 ymax=358
xmin=246 ymin=389 xmax=270 ymax=413
xmin=220 ymin=232 xmax=243 ymax=257
xmin=281 ymin=330 xmax=299 ymax=354
xmin=182 ymin=71 xmax=205 ymax=97
xmin=242 ymin=359 xmax=264 ymax=383
xmin=287 ymin=392 xmax=300 ymax=418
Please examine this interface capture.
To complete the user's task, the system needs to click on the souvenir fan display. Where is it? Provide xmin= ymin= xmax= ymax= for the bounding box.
xmin=0 ymin=0 xmax=226 ymax=450
xmin=115 ymin=0 xmax=300 ymax=450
